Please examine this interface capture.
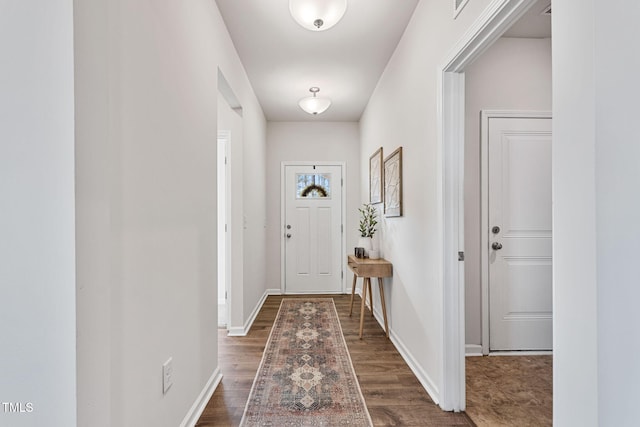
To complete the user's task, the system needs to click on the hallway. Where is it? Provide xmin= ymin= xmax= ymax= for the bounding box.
xmin=5 ymin=1 xmax=639 ymax=425
xmin=197 ymin=295 xmax=475 ymax=426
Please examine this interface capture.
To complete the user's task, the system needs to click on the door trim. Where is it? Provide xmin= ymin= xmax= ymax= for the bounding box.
xmin=480 ymin=111 xmax=552 ymax=354
xmin=280 ymin=161 xmax=347 ymax=294
xmin=217 ymin=131 xmax=231 ymax=330
xmin=438 ymin=0 xmax=539 ymax=412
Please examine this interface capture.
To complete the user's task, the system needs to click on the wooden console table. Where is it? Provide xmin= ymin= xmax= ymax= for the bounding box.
xmin=347 ymin=255 xmax=392 ymax=339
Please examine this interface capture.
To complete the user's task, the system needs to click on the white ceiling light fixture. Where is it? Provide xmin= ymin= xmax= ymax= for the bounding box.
xmin=289 ymin=0 xmax=348 ymax=31
xmin=298 ymin=87 xmax=331 ymax=115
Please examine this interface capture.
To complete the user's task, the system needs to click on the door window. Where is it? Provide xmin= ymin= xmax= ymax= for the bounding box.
xmin=296 ymin=173 xmax=331 ymax=199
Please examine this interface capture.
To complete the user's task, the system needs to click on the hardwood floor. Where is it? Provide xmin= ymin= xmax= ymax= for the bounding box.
xmin=466 ymin=355 xmax=552 ymax=427
xmin=196 ymin=294 xmax=475 ymax=426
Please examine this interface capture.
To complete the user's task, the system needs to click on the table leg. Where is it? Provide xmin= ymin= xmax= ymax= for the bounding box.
xmin=349 ymin=274 xmax=357 ymax=317
xmin=359 ymin=277 xmax=369 ymax=339
xmin=378 ymin=277 xmax=389 ymax=338
xmin=368 ymin=278 xmax=374 ymax=317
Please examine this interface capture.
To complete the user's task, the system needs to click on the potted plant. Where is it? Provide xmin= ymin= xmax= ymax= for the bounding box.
xmin=358 ymin=203 xmax=378 ymax=257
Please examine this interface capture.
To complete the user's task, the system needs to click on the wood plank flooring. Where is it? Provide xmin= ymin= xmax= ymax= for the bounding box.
xmin=466 ymin=355 xmax=552 ymax=426
xmin=196 ymin=294 xmax=475 ymax=426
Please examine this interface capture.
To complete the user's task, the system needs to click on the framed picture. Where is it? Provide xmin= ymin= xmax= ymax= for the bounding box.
xmin=384 ymin=147 xmax=403 ymax=217
xmin=453 ymin=0 xmax=469 ymax=18
xmin=369 ymin=147 xmax=383 ymax=204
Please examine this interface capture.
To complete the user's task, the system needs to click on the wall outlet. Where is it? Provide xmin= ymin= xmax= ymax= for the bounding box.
xmin=162 ymin=357 xmax=173 ymax=394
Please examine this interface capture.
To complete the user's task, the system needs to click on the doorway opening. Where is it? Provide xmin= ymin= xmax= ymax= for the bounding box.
xmin=439 ymin=0 xmax=550 ymax=412
xmin=217 ymin=68 xmax=243 ymax=335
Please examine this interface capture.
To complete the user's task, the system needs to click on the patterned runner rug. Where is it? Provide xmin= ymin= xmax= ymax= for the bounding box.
xmin=240 ymin=298 xmax=373 ymax=427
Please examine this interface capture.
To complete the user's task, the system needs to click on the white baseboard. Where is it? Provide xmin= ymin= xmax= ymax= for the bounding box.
xmin=228 ymin=288 xmax=282 ymax=337
xmin=465 ymin=344 xmax=483 ymax=356
xmin=180 ymin=367 xmax=223 ymax=427
xmin=227 ymin=326 xmax=245 ymax=336
xmin=355 ymin=289 xmax=441 ymax=405
xmin=489 ymin=350 xmax=553 ymax=356
xmin=387 ymin=325 xmax=441 ymax=405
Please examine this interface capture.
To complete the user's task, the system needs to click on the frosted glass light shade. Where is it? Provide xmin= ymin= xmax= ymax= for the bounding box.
xmin=289 ymin=0 xmax=347 ymax=31
xmin=298 ymin=96 xmax=332 ymax=115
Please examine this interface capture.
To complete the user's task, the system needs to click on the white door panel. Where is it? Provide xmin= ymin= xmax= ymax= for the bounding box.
xmin=295 ymin=207 xmax=311 ymax=275
xmin=488 ymin=117 xmax=552 ymax=351
xmin=317 ymin=207 xmax=332 ymax=275
xmin=285 ymin=165 xmax=342 ymax=293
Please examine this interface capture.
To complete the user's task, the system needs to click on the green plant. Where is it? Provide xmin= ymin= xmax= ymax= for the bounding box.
xmin=358 ymin=203 xmax=378 ymax=238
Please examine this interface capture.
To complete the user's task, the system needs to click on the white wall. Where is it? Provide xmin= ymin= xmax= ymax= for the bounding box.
xmin=554 ymin=1 xmax=640 ymax=425
xmin=241 ymin=101 xmax=268 ymax=327
xmin=74 ymin=1 xmax=267 ymax=426
xmin=266 ymin=122 xmax=360 ymax=291
xmin=593 ymin=0 xmax=640 ymax=420
xmin=464 ymin=37 xmax=552 ymax=346
xmin=74 ymin=0 xmax=112 ymax=424
xmin=552 ymin=2 xmax=598 ymax=425
xmin=0 ymin=1 xmax=77 ymax=426
xmin=359 ymin=0 xmax=493 ymax=401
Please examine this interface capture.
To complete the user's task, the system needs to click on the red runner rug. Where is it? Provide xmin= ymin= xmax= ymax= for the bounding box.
xmin=240 ymin=298 xmax=373 ymax=426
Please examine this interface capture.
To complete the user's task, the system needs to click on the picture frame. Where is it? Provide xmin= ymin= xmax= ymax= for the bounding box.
xmin=453 ymin=0 xmax=469 ymax=18
xmin=384 ymin=147 xmax=403 ymax=217
xmin=369 ymin=147 xmax=383 ymax=204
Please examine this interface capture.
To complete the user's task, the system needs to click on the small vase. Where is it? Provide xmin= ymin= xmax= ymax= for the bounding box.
xmin=368 ymin=249 xmax=380 ymax=260
xmin=357 ymin=237 xmax=372 ymax=257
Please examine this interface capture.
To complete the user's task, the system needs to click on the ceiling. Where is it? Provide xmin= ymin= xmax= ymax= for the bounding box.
xmin=504 ymin=0 xmax=551 ymax=38
xmin=215 ymin=0 xmax=419 ymax=122
xmin=215 ymin=0 xmax=551 ymax=122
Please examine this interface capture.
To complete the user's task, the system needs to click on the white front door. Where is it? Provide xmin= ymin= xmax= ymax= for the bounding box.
xmin=284 ymin=164 xmax=343 ymax=293
xmin=488 ymin=117 xmax=552 ymax=351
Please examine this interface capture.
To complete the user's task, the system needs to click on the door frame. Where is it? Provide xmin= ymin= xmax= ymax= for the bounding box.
xmin=438 ymin=0 xmax=539 ymax=411
xmin=480 ymin=111 xmax=552 ymax=354
xmin=217 ymin=130 xmax=231 ymax=329
xmin=280 ymin=161 xmax=347 ymax=294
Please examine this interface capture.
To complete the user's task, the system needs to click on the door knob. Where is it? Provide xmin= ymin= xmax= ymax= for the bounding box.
xmin=286 ymin=233 xmax=292 ymax=238
xmin=491 ymin=242 xmax=503 ymax=250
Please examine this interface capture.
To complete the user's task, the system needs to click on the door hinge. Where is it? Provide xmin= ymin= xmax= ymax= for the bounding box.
xmin=224 ymin=156 xmax=227 ymax=165
xmin=341 ymin=224 xmax=343 ymax=233
xmin=341 ymin=178 xmax=343 ymax=187
xmin=225 ymin=291 xmax=228 ymax=299
xmin=225 ymin=224 xmax=228 ymax=232
xmin=458 ymin=251 xmax=465 ymax=261
xmin=341 ymin=270 xmax=344 ymax=279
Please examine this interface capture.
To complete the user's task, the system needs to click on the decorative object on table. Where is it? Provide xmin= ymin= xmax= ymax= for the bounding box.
xmin=240 ymin=298 xmax=373 ymax=427
xmin=358 ymin=203 xmax=378 ymax=256
xmin=354 ymin=247 xmax=366 ymax=258
xmin=384 ymin=147 xmax=403 ymax=217
xmin=369 ymin=147 xmax=383 ymax=204
xmin=368 ymin=249 xmax=380 ymax=260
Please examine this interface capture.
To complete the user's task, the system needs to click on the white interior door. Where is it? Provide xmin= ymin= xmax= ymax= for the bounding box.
xmin=284 ymin=165 xmax=343 ymax=293
xmin=488 ymin=117 xmax=552 ymax=351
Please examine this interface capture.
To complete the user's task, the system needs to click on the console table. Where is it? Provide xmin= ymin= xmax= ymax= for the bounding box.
xmin=347 ymin=255 xmax=392 ymax=339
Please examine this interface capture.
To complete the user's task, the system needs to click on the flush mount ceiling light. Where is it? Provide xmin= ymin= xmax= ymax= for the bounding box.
xmin=289 ymin=0 xmax=347 ymax=31
xmin=298 ymin=87 xmax=331 ymax=115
